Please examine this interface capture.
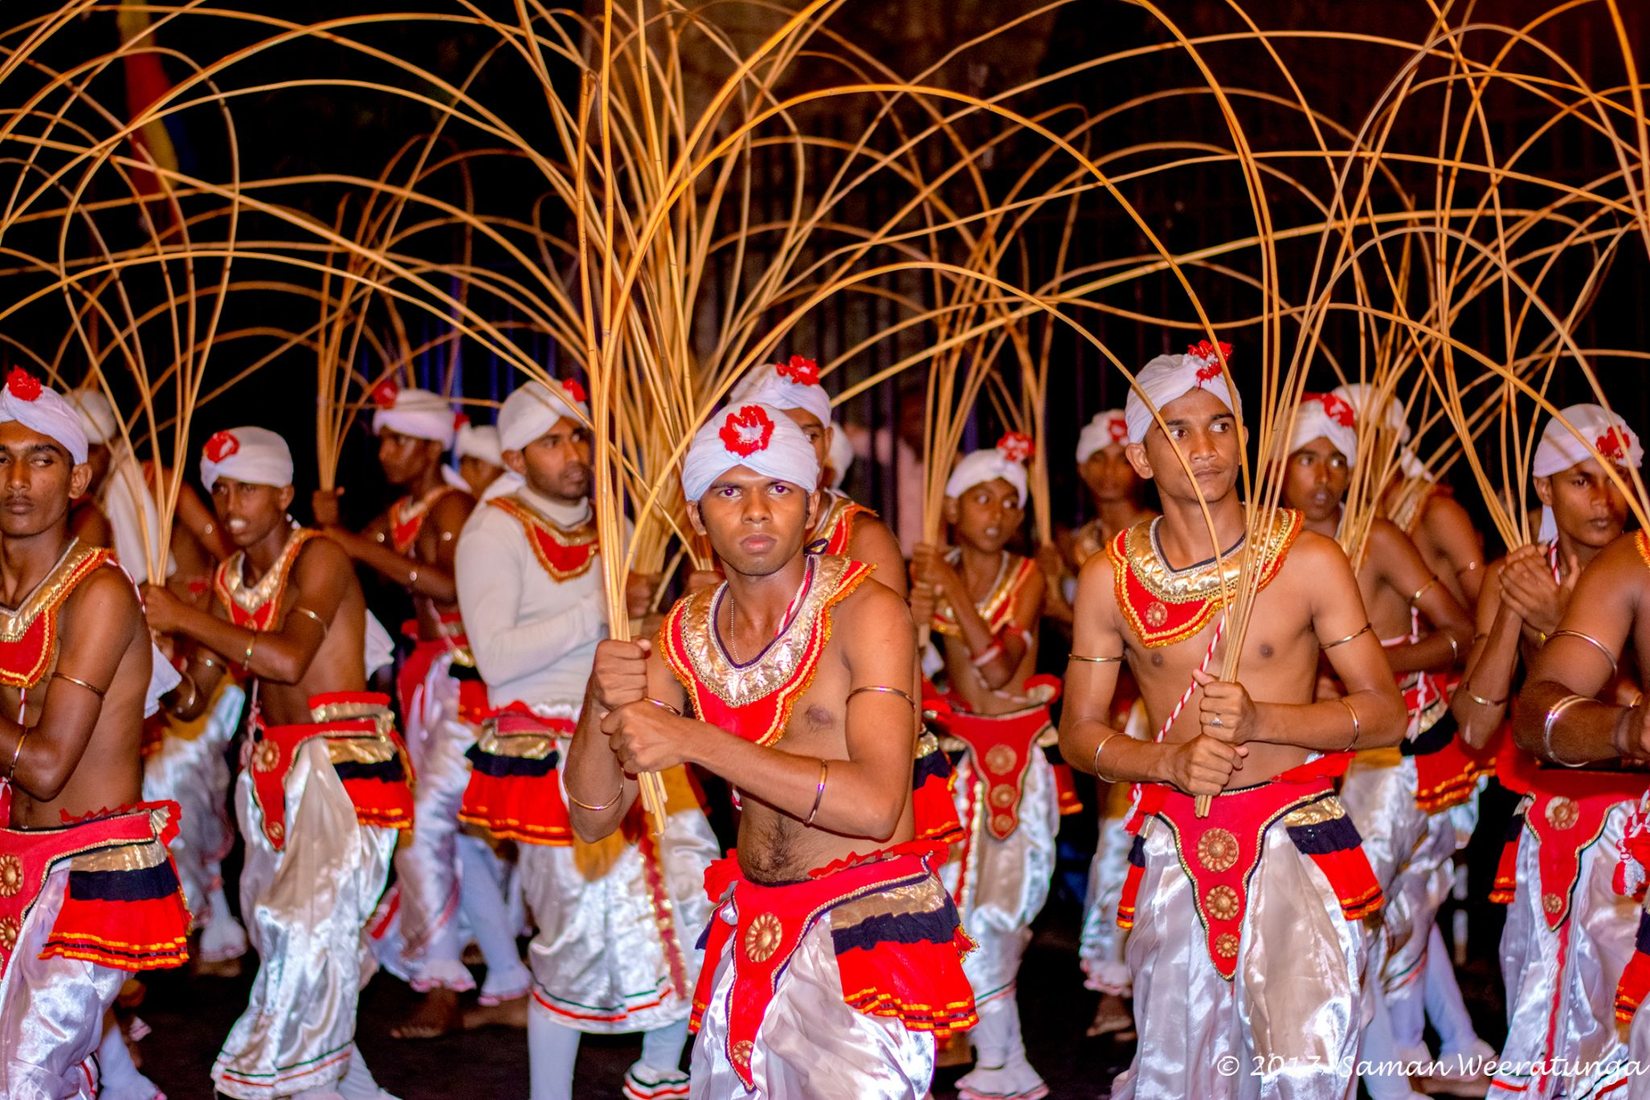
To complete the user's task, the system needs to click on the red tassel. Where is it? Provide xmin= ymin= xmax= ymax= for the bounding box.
xmin=836 ymin=934 xmax=979 ymax=1036
xmin=1306 ymin=847 xmax=1384 ymax=920
xmin=341 ymin=777 xmax=414 ymax=833
xmin=1117 ymin=860 xmax=1144 ymax=930
xmin=1617 ymin=951 xmax=1650 ymax=1024
xmin=1490 ymin=836 xmax=1519 ymax=905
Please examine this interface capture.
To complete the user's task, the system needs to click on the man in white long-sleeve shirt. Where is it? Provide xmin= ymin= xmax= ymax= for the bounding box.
xmin=455 ymin=378 xmax=718 ymax=1100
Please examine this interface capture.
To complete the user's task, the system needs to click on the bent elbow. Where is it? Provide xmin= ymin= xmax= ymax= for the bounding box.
xmin=571 ymin=810 xmax=619 ymax=845
xmin=858 ymin=806 xmax=902 ymax=843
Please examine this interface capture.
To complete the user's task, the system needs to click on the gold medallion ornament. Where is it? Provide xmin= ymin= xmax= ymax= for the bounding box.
xmin=731 ymin=1041 xmax=755 ymax=1069
xmin=0 ymin=916 xmax=17 ymax=952
xmin=0 ymin=855 xmax=20 ymax=898
xmin=1543 ymin=892 xmax=1566 ymax=916
xmin=984 ymin=745 xmax=1018 ymax=775
xmin=742 ymin=912 xmax=782 ymax=963
xmin=252 ymin=740 xmax=281 ymax=774
xmin=1197 ymin=827 xmax=1240 ymax=873
xmin=1145 ymin=601 xmax=1168 ymax=628
xmin=1545 ymin=797 xmax=1578 ymax=831
xmin=1214 ymin=932 xmax=1240 ymax=959
xmin=989 ymin=785 xmax=1016 ymax=808
xmin=1205 ymin=884 xmax=1241 ymax=922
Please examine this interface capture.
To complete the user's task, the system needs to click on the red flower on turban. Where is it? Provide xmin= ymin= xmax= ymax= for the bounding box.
xmin=720 ymin=405 xmax=776 ymax=457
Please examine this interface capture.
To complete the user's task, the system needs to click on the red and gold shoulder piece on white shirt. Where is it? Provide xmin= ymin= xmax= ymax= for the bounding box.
xmin=487 ymin=496 xmax=600 ymax=582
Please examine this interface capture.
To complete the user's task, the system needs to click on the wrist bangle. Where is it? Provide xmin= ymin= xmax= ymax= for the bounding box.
xmin=242 ymin=631 xmax=257 ymax=669
xmin=1091 ymin=731 xmax=1120 ymax=782
xmin=643 ymin=698 xmax=682 ymax=717
xmin=804 ymin=760 xmax=829 ymax=826
xmin=1543 ymin=693 xmax=1590 ymax=767
xmin=1616 ymin=695 xmax=1645 ymax=759
xmin=1337 ymin=697 xmax=1360 ymax=751
xmin=407 ymin=567 xmax=419 ymax=587
xmin=1464 ymin=688 xmax=1506 ymax=708
xmin=567 ymin=781 xmax=624 ymax=812
xmin=1446 ymin=634 xmax=1460 ymax=663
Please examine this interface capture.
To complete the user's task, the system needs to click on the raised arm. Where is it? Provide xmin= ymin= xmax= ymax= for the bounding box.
xmin=1370 ymin=520 xmax=1474 ymax=675
xmin=1453 ymin=558 xmax=1521 ymax=748
xmin=0 ymin=570 xmax=144 ymax=802
xmin=1423 ymin=494 xmax=1486 ymax=607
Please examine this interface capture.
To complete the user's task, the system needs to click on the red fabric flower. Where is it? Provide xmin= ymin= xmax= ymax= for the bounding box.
xmin=997 ymin=431 xmax=1034 ymax=464
xmin=561 ymin=378 xmax=587 ymax=405
xmin=1187 ymin=339 xmax=1233 ymax=382
xmin=204 ymin=431 xmax=240 ymax=463
xmin=5 ymin=368 xmax=41 ymax=402
xmin=1106 ymin=416 xmax=1128 ymax=443
xmin=453 ymin=411 xmax=470 ymax=431
xmin=1316 ymin=392 xmax=1356 ymax=428
xmin=1598 ymin=427 xmax=1631 ymax=461
xmin=776 ymin=355 xmax=821 ymax=386
xmin=371 ymin=379 xmax=400 ymax=409
xmin=720 ymin=405 xmax=776 ymax=457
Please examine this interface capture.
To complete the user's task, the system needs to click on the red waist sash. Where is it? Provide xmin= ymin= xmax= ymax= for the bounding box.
xmin=249 ymin=692 xmax=414 ymax=850
xmin=1123 ymin=755 xmax=1379 ymax=980
xmin=459 ymin=707 xmax=575 ymax=846
xmin=690 ymin=841 xmax=976 ymax=1089
xmin=0 ymin=797 xmax=189 ymax=979
xmin=1523 ymin=769 xmax=1647 ymax=931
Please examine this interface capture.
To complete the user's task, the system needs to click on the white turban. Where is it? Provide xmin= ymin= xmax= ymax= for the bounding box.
xmin=498 ymin=379 xmax=588 ymax=454
xmin=727 ymin=356 xmax=832 ymax=430
xmin=1533 ymin=403 xmax=1643 ymax=542
xmin=1076 ymin=409 xmax=1129 ymax=464
xmin=681 ymin=403 xmax=820 ymax=502
xmin=199 ymin=427 xmax=294 ymax=492
xmin=0 ymin=369 xmax=89 ymax=465
xmin=944 ymin=432 xmax=1033 ymax=507
xmin=826 ymin=420 xmax=853 ymax=490
xmin=1287 ymin=392 xmax=1360 ymax=466
xmin=456 ymin=422 xmax=503 ymax=467
xmin=71 ymin=389 xmax=119 ymax=446
xmin=1123 ymin=341 xmax=1241 ymax=444
xmin=1331 ymin=382 xmax=1429 ymax=480
xmin=370 ymin=383 xmax=457 ymax=448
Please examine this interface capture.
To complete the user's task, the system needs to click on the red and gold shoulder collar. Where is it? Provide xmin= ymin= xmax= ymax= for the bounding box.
xmin=660 ymin=554 xmax=872 ymax=747
xmin=214 ymin=527 xmax=323 ymax=632
xmin=931 ymin=551 xmax=1038 ymax=638
xmin=1109 ymin=509 xmax=1303 ymax=648
xmin=487 ymin=496 xmax=600 ymax=582
xmin=806 ymin=490 xmax=874 ymax=557
xmin=389 ymin=485 xmax=463 ymax=556
xmin=0 ymin=540 xmax=115 ymax=690
xmin=1635 ymin=529 xmax=1650 ymax=570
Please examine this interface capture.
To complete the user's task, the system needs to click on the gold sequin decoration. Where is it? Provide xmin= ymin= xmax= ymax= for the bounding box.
xmin=1196 ymin=828 xmax=1240 ymax=873
xmin=1205 ymin=884 xmax=1240 ymax=922
xmin=742 ymin=912 xmax=783 ymax=964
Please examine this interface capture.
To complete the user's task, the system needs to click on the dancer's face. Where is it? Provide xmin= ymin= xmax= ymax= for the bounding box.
xmin=944 ymin=478 xmax=1024 ymax=554
xmin=780 ymin=408 xmax=832 ymax=473
xmin=1127 ymin=389 xmax=1241 ymax=505
xmin=1079 ymin=444 xmax=1139 ymax=504
xmin=377 ymin=429 xmax=444 ymax=488
xmin=505 ymin=417 xmax=591 ymax=505
xmin=0 ymin=422 xmax=89 ymax=538
xmin=1536 ymin=458 xmax=1628 ymax=549
xmin=690 ymin=466 xmax=818 ymax=579
xmin=210 ymin=477 xmax=294 ymax=548
xmin=1282 ymin=437 xmax=1351 ymax=523
xmin=458 ymin=455 xmax=505 ymax=497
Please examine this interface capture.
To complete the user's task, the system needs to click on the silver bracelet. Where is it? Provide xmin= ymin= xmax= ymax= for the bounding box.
xmin=1543 ymin=694 xmax=1591 ymax=767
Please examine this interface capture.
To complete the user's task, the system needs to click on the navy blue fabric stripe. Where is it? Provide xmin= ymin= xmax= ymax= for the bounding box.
xmin=1286 ymin=812 xmax=1364 ymax=855
xmin=68 ymin=860 xmax=180 ymax=903
xmin=464 ymin=744 xmax=559 ymax=778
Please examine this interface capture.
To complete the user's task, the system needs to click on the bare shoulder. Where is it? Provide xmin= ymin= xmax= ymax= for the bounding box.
xmin=432 ymin=489 xmax=477 ymax=527
xmin=300 ymin=532 xmax=354 ymax=572
xmin=67 ymin=565 xmax=143 ymax=640
xmin=1589 ymin=531 xmax=1649 ymax=583
xmin=838 ymin=574 xmax=913 ymax=637
xmin=1425 ymin=491 xmax=1473 ymax=526
xmin=1367 ymin=517 xmax=1412 ymax=553
xmin=1286 ymin=527 xmax=1353 ymax=574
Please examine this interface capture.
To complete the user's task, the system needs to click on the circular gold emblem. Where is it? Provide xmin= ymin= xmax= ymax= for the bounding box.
xmin=984 ymin=745 xmax=1018 ymax=775
xmin=1543 ymin=892 xmax=1566 ymax=916
xmin=1196 ymin=828 xmax=1240 ymax=873
xmin=992 ymin=813 xmax=1016 ymax=835
xmin=1146 ymin=601 xmax=1169 ymax=629
xmin=1214 ymin=932 xmax=1240 ymax=959
xmin=1205 ymin=884 xmax=1241 ymax=922
xmin=1545 ymin=797 xmax=1579 ymax=831
xmin=742 ymin=913 xmax=783 ymax=964
xmin=252 ymin=740 xmax=280 ymax=774
xmin=989 ymin=785 xmax=1016 ymax=808
xmin=0 ymin=854 xmax=22 ymax=898
xmin=268 ymin=821 xmax=285 ymax=844
xmin=731 ymin=1041 xmax=754 ymax=1068
xmin=0 ymin=916 xmax=18 ymax=953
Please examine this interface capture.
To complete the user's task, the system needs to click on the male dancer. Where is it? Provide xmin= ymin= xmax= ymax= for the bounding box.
xmin=456 ymin=379 xmax=713 ymax=1100
xmin=1059 ymin=344 xmax=1405 ymax=1099
xmin=911 ymin=431 xmax=1078 ymax=1100
xmin=144 ymin=426 xmax=412 ymax=1100
xmin=1280 ymin=392 xmax=1489 ymax=1092
xmin=0 ymin=369 xmax=190 ymax=1100
xmin=313 ymin=383 xmax=516 ymax=1037
xmin=572 ymin=402 xmax=975 ymax=1098
xmin=445 ymin=419 xmax=511 ymax=499
xmin=1464 ymin=406 xmax=1643 ymax=1099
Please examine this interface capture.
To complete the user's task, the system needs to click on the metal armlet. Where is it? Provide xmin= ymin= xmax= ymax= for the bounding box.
xmin=1547 ymin=629 xmax=1619 ymax=676
xmin=1320 ymin=623 xmax=1371 ymax=651
xmin=1337 ymin=697 xmax=1360 ymax=751
xmin=567 ymin=782 xmax=625 ymax=812
xmin=1410 ymin=578 xmax=1439 ymax=604
xmin=1091 ymin=730 xmax=1121 ymax=783
xmin=847 ymin=685 xmax=918 ymax=708
xmin=50 ymin=672 xmax=105 ymax=697
xmin=289 ymin=605 xmax=329 ymax=637
xmin=1543 ymin=694 xmax=1592 ymax=767
xmin=1068 ymin=653 xmax=1123 ymax=664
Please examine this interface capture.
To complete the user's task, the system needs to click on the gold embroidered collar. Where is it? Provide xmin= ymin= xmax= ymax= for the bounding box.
xmin=0 ymin=540 xmax=105 ymax=643
xmin=220 ymin=526 xmax=315 ymax=619
xmin=932 ymin=550 xmax=1028 ymax=638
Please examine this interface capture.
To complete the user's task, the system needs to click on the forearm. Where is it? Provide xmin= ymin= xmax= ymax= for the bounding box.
xmin=0 ymin=716 xmax=86 ymax=803
xmin=1453 ymin=609 xmax=1521 ymax=747
xmin=163 ymin=604 xmax=308 ymax=684
xmin=1385 ymin=627 xmax=1465 ymax=676
xmin=1063 ymin=715 xmax=1167 ymax=784
xmin=326 ymin=529 xmax=456 ymax=602
xmin=1516 ymin=678 xmax=1627 ymax=765
xmin=691 ymin=723 xmax=906 ymax=839
xmin=1254 ymin=690 xmax=1405 ymax=751
xmin=565 ymin=694 xmax=639 ymax=841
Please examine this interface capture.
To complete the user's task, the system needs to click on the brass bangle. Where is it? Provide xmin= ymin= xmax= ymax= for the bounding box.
xmin=1068 ymin=653 xmax=1123 ymax=664
xmin=567 ymin=781 xmax=625 ymax=812
xmin=1410 ymin=577 xmax=1438 ymax=604
xmin=50 ymin=671 xmax=105 ymax=697
xmin=7 ymin=724 xmax=27 ymax=781
xmin=1337 ymin=697 xmax=1360 ymax=751
xmin=1464 ymin=688 xmax=1506 ymax=708
xmin=847 ymin=685 xmax=918 ymax=708
xmin=643 ymin=698 xmax=682 ymax=717
xmin=1547 ymin=629 xmax=1619 ymax=676
xmin=1091 ymin=731 xmax=1121 ymax=782
xmin=1543 ymin=693 xmax=1591 ymax=767
xmin=1320 ymin=623 xmax=1372 ymax=651
xmin=289 ymin=605 xmax=329 ymax=637
xmin=804 ymin=760 xmax=829 ymax=826
xmin=242 ymin=631 xmax=257 ymax=669
xmin=1446 ymin=634 xmax=1460 ymax=664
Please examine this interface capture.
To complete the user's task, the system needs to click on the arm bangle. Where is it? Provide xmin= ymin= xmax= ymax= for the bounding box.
xmin=643 ymin=698 xmax=683 ymax=717
xmin=1337 ymin=697 xmax=1360 ymax=751
xmin=1091 ymin=730 xmax=1121 ymax=782
xmin=1446 ymin=634 xmax=1460 ymax=663
xmin=847 ymin=685 xmax=917 ymax=709
xmin=242 ymin=631 xmax=257 ymax=669
xmin=1410 ymin=578 xmax=1439 ymax=604
xmin=1068 ymin=653 xmax=1123 ymax=664
xmin=1543 ymin=693 xmax=1591 ymax=767
xmin=7 ymin=725 xmax=28 ymax=781
xmin=289 ymin=606 xmax=329 ymax=637
xmin=406 ymin=567 xmax=419 ymax=587
xmin=196 ymin=653 xmax=221 ymax=673
xmin=804 ymin=760 xmax=829 ymax=826
xmin=1464 ymin=689 xmax=1506 ymax=708
xmin=1547 ymin=630 xmax=1619 ymax=676
xmin=50 ymin=672 xmax=106 ymax=697
xmin=1320 ymin=623 xmax=1371 ymax=651
xmin=970 ymin=641 xmax=1004 ymax=668
xmin=567 ymin=782 xmax=625 ymax=812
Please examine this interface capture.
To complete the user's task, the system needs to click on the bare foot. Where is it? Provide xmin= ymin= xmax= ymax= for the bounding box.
xmin=462 ymin=994 xmax=529 ymax=1032
xmin=390 ymin=989 xmax=463 ymax=1041
xmin=1086 ymin=993 xmax=1135 ymax=1040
